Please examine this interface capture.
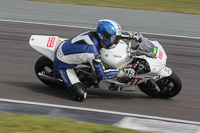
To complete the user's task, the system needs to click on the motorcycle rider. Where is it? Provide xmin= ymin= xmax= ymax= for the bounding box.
xmin=54 ymin=19 xmax=142 ymax=101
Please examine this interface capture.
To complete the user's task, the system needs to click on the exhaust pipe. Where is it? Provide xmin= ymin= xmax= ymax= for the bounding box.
xmin=38 ymin=72 xmax=63 ymax=84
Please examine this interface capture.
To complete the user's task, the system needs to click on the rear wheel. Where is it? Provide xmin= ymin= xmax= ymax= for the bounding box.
xmin=35 ymin=56 xmax=65 ymax=89
xmin=138 ymin=72 xmax=182 ymax=99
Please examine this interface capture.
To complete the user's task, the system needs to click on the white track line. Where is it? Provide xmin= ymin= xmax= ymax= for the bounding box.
xmin=0 ymin=98 xmax=200 ymax=125
xmin=0 ymin=19 xmax=200 ymax=40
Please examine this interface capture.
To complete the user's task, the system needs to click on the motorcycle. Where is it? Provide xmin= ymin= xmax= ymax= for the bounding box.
xmin=29 ymin=34 xmax=182 ymax=99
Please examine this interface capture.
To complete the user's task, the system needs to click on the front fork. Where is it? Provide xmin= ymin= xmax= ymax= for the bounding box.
xmin=150 ymin=67 xmax=172 ymax=92
xmin=149 ymin=79 xmax=161 ymax=92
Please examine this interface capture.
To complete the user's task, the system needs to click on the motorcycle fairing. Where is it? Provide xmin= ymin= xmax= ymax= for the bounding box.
xmin=152 ymin=67 xmax=172 ymax=80
xmin=29 ymin=35 xmax=66 ymax=61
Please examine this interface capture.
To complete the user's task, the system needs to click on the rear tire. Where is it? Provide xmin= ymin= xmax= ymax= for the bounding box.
xmin=138 ymin=72 xmax=182 ymax=99
xmin=35 ymin=56 xmax=65 ymax=89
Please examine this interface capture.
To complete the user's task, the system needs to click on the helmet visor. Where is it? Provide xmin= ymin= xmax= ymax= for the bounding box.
xmin=103 ymin=31 xmax=121 ymax=44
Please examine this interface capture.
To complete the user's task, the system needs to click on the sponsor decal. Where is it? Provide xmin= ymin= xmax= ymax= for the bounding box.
xmin=59 ymin=70 xmax=68 ymax=84
xmin=105 ymin=54 xmax=109 ymax=57
xmin=153 ymin=67 xmax=156 ymax=71
xmin=117 ymin=77 xmax=143 ymax=85
xmin=165 ymin=68 xmax=171 ymax=74
xmin=153 ymin=47 xmax=158 ymax=54
xmin=57 ymin=50 xmax=63 ymax=58
xmin=158 ymin=50 xmax=163 ymax=60
xmin=47 ymin=37 xmax=56 ymax=48
xmin=113 ymin=55 xmax=122 ymax=58
xmin=31 ymin=38 xmax=34 ymax=41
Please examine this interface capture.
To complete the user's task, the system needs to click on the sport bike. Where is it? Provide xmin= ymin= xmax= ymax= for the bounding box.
xmin=29 ymin=35 xmax=182 ymax=99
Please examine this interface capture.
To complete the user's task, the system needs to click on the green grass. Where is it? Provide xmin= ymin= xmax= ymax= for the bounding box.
xmin=0 ymin=112 xmax=146 ymax=133
xmin=29 ymin=0 xmax=200 ymax=14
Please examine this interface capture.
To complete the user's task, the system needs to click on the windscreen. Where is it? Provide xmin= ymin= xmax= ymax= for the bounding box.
xmin=135 ymin=37 xmax=157 ymax=58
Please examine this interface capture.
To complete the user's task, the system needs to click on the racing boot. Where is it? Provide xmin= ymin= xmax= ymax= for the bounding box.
xmin=68 ymin=82 xmax=87 ymax=102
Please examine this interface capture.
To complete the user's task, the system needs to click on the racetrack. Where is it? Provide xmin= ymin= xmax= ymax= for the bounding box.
xmin=0 ymin=20 xmax=200 ymax=122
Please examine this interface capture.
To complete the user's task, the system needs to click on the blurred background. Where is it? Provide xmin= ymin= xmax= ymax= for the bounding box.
xmin=0 ymin=0 xmax=200 ymax=132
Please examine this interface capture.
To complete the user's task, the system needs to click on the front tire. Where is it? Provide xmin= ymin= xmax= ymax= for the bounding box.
xmin=138 ymin=72 xmax=182 ymax=99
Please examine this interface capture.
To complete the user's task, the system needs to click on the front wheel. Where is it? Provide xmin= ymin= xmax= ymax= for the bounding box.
xmin=138 ymin=72 xmax=182 ymax=99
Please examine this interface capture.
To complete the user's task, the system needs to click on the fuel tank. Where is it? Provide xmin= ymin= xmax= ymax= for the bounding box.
xmin=100 ymin=40 xmax=130 ymax=68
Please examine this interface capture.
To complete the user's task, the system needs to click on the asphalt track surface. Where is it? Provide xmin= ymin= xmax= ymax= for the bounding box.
xmin=0 ymin=21 xmax=200 ymax=122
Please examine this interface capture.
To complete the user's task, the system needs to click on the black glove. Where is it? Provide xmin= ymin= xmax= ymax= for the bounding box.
xmin=133 ymin=32 xmax=143 ymax=42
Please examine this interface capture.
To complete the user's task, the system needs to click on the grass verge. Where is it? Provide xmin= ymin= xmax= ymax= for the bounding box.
xmin=29 ymin=0 xmax=200 ymax=14
xmin=0 ymin=112 xmax=146 ymax=133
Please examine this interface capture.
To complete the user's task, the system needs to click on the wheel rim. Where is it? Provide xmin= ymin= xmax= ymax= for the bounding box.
xmin=138 ymin=72 xmax=181 ymax=99
xmin=156 ymin=77 xmax=174 ymax=95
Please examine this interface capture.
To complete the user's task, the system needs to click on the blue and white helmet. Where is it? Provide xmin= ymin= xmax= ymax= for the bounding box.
xmin=96 ymin=19 xmax=121 ymax=48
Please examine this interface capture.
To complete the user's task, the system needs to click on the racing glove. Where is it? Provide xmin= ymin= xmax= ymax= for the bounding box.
xmin=117 ymin=67 xmax=135 ymax=78
xmin=124 ymin=67 xmax=135 ymax=78
xmin=117 ymin=67 xmax=135 ymax=83
xmin=121 ymin=31 xmax=143 ymax=42
xmin=133 ymin=32 xmax=143 ymax=42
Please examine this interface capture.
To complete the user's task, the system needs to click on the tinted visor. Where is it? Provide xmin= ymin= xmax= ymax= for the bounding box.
xmin=103 ymin=31 xmax=121 ymax=44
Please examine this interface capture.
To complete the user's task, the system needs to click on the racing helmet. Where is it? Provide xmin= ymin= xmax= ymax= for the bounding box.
xmin=96 ymin=19 xmax=121 ymax=48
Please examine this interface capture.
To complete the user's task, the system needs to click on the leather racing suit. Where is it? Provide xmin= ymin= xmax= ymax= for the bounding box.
xmin=53 ymin=31 xmax=119 ymax=99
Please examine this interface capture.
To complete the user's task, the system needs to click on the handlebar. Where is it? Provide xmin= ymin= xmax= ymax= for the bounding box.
xmin=125 ymin=37 xmax=157 ymax=59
